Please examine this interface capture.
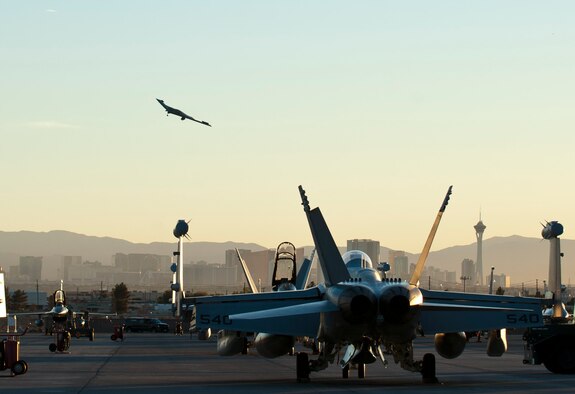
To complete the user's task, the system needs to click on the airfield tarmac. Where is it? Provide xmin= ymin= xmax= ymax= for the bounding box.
xmin=1 ymin=332 xmax=574 ymax=393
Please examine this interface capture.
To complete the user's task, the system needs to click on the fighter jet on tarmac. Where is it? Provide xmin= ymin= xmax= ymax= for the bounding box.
xmin=156 ymin=99 xmax=211 ymax=126
xmin=10 ymin=281 xmax=113 ymax=353
xmin=195 ymin=186 xmax=544 ymax=383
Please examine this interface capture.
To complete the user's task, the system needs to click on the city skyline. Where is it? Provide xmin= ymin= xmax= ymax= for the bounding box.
xmin=2 ymin=229 xmax=573 ymax=287
xmin=2 ymin=2 xmax=574 ymax=253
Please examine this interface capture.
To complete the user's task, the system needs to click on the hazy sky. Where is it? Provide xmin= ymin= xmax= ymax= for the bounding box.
xmin=1 ymin=1 xmax=574 ymax=254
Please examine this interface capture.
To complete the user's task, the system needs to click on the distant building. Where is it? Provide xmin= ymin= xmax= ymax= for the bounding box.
xmin=474 ymin=217 xmax=486 ymax=286
xmin=490 ymin=273 xmax=510 ymax=289
xmin=114 ymin=253 xmax=171 ymax=274
xmin=68 ymin=262 xmax=98 ymax=284
xmin=19 ymin=256 xmax=42 ymax=282
xmin=446 ymin=270 xmax=456 ymax=282
xmin=388 ymin=250 xmax=407 ymax=277
xmin=347 ymin=239 xmax=380 ymax=267
xmin=414 ymin=264 xmax=456 ymax=289
xmin=394 ymin=255 xmax=409 ymax=279
xmin=61 ymin=256 xmax=82 ymax=281
xmin=461 ymin=258 xmax=475 ymax=284
xmin=225 ymin=248 xmax=251 ymax=284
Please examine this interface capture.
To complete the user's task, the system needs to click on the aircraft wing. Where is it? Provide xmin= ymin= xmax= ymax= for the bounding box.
xmin=7 ymin=308 xmax=60 ymax=316
xmin=186 ymin=115 xmax=211 ymax=126
xmin=418 ymin=289 xmax=544 ymax=333
xmin=194 ymin=286 xmax=325 ymax=336
xmin=73 ymin=311 xmax=116 ymax=318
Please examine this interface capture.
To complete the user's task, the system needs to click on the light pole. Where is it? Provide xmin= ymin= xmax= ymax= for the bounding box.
xmin=460 ymin=276 xmax=470 ymax=293
xmin=489 ymin=266 xmax=495 ymax=295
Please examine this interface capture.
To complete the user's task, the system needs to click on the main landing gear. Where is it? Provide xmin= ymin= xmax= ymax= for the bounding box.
xmin=295 ymin=350 xmax=438 ymax=384
xmin=421 ymin=353 xmax=438 ymax=384
xmin=342 ymin=362 xmax=366 ymax=379
xmin=49 ymin=331 xmax=71 ymax=353
xmin=296 ymin=352 xmax=310 ymax=382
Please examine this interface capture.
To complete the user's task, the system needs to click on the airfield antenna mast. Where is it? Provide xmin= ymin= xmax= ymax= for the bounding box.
xmin=542 ymin=221 xmax=564 ymax=319
xmin=172 ymin=219 xmax=191 ymax=318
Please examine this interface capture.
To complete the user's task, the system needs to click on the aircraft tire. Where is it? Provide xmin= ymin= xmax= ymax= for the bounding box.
xmin=296 ymin=352 xmax=310 ymax=382
xmin=358 ymin=363 xmax=366 ymax=379
xmin=422 ymin=353 xmax=439 ymax=383
xmin=241 ymin=337 xmax=248 ymax=355
xmin=342 ymin=364 xmax=349 ymax=379
xmin=543 ymin=338 xmax=575 ymax=374
xmin=12 ymin=360 xmax=28 ymax=375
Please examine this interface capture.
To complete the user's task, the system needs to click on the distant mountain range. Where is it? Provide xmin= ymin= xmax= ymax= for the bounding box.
xmin=1 ymin=230 xmax=573 ymax=285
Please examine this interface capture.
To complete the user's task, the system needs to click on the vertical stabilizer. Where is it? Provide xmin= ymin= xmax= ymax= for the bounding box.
xmin=299 ymin=186 xmax=351 ymax=286
xmin=296 ymin=249 xmax=315 ymax=290
xmin=410 ymin=186 xmax=452 ymax=286
xmin=236 ymin=248 xmax=259 ymax=294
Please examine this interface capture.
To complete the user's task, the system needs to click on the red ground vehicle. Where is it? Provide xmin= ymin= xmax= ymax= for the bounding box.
xmin=0 ymin=328 xmax=28 ymax=376
xmin=111 ymin=324 xmax=125 ymax=341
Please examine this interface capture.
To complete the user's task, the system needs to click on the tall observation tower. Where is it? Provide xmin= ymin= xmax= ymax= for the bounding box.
xmin=474 ymin=215 xmax=486 ymax=286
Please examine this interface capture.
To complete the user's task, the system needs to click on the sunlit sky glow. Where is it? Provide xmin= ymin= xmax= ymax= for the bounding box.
xmin=1 ymin=1 xmax=574 ymax=253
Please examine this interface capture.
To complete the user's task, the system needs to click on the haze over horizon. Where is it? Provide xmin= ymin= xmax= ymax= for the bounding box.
xmin=2 ymin=2 xmax=574 ymax=253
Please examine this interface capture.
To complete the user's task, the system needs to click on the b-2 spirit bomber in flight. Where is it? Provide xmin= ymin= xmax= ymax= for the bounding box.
xmin=156 ymin=99 xmax=211 ymax=127
xmin=195 ymin=186 xmax=543 ymax=383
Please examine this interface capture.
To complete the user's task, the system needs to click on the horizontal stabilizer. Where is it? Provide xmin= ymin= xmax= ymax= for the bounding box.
xmin=231 ymin=300 xmax=338 ymax=321
xmin=422 ymin=302 xmax=534 ymax=312
xmin=419 ymin=289 xmax=544 ymax=333
xmin=194 ymin=286 xmax=324 ymax=335
xmin=228 ymin=300 xmax=338 ymax=337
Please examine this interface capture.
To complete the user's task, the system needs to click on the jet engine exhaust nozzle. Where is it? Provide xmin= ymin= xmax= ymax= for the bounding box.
xmin=379 ymin=286 xmax=422 ymax=324
xmin=335 ymin=286 xmax=378 ymax=324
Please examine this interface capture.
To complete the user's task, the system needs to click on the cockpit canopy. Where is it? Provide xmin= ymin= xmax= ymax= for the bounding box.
xmin=342 ymin=250 xmax=373 ymax=270
xmin=54 ymin=289 xmax=65 ymax=305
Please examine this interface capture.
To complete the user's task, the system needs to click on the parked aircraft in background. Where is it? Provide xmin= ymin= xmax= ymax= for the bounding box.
xmin=156 ymin=98 xmax=211 ymax=126
xmin=11 ymin=281 xmax=113 ymax=352
xmin=196 ymin=185 xmax=543 ymax=383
